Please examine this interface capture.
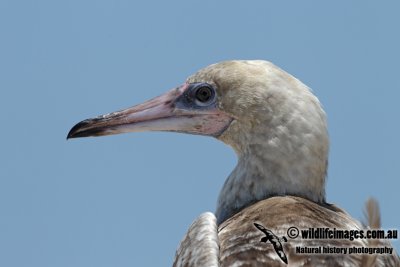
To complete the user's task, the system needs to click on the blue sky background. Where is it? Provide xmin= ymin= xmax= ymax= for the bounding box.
xmin=1 ymin=1 xmax=399 ymax=266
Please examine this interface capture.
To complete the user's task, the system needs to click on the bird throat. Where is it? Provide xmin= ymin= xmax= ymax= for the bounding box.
xmin=215 ymin=128 xmax=327 ymax=225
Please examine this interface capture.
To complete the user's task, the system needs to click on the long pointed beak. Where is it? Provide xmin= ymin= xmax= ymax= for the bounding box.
xmin=67 ymin=84 xmax=232 ymax=139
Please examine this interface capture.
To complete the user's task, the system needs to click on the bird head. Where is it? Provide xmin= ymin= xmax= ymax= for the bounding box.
xmin=68 ymin=60 xmax=329 ymax=218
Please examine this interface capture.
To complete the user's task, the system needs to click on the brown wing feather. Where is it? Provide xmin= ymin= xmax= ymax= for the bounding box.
xmin=218 ymin=196 xmax=399 ymax=267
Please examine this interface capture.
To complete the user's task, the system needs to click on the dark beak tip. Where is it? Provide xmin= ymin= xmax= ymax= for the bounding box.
xmin=67 ymin=118 xmax=112 ymax=139
xmin=67 ymin=120 xmax=89 ymax=140
xmin=66 ymin=127 xmax=78 ymax=140
xmin=66 ymin=131 xmax=75 ymax=140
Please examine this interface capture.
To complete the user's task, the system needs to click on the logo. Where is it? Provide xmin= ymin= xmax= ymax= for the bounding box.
xmin=254 ymin=223 xmax=288 ymax=264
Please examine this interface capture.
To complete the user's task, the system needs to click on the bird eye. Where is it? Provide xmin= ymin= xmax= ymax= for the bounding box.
xmin=194 ymin=85 xmax=215 ymax=106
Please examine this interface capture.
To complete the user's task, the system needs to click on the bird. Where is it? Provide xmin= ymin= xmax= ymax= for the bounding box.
xmin=67 ymin=60 xmax=399 ymax=266
xmin=254 ymin=223 xmax=288 ymax=264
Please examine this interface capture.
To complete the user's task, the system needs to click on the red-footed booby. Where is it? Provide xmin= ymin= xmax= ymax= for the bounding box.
xmin=68 ymin=60 xmax=399 ymax=266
